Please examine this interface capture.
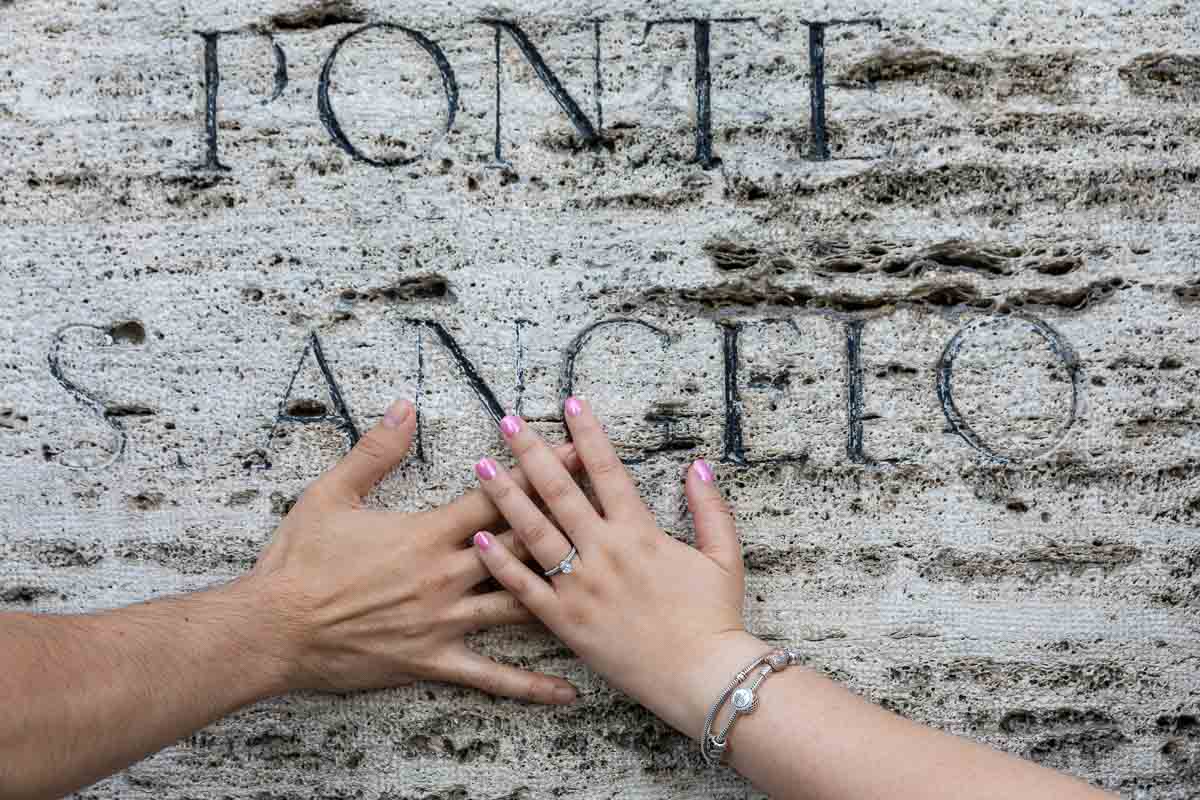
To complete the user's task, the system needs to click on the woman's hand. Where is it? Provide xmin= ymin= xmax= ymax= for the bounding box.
xmin=469 ymin=397 xmax=769 ymax=738
xmin=246 ymin=398 xmax=579 ymax=705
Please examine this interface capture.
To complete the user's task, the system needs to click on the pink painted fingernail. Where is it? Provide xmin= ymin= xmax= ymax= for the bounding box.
xmin=693 ymin=459 xmax=714 ymax=483
xmin=473 ymin=531 xmax=492 ymax=551
xmin=564 ymin=396 xmax=583 ymax=417
xmin=475 ymin=457 xmax=498 ymax=481
xmin=382 ymin=398 xmax=412 ymax=428
xmin=500 ymin=415 xmax=522 ymax=438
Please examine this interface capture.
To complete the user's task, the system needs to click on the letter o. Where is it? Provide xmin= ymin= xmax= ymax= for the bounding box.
xmin=317 ymin=22 xmax=458 ymax=167
xmin=936 ymin=314 xmax=1082 ymax=463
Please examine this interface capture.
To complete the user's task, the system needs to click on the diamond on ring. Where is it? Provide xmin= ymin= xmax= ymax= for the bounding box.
xmin=543 ymin=545 xmax=578 ymax=577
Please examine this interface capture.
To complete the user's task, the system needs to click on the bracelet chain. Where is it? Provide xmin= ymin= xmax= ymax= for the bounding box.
xmin=700 ymin=646 xmax=802 ymax=766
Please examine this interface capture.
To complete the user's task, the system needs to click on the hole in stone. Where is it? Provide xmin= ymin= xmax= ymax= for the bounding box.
xmin=1034 ymin=258 xmax=1080 ymax=276
xmin=287 ymin=399 xmax=328 ymax=417
xmin=109 ymin=320 xmax=146 ymax=344
xmin=1159 ymin=355 xmax=1184 ymax=370
xmin=821 ymin=259 xmax=865 ymax=274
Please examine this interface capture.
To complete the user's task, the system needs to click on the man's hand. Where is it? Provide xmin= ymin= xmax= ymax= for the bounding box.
xmin=248 ymin=398 xmax=578 ymax=703
xmin=0 ymin=397 xmax=576 ymax=800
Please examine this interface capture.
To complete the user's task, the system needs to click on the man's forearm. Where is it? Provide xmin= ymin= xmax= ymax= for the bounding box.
xmin=0 ymin=577 xmax=290 ymax=800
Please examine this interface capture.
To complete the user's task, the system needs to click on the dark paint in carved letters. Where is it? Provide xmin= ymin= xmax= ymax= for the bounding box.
xmin=194 ymin=16 xmax=881 ymax=171
xmin=45 ymin=315 xmax=1082 ymax=471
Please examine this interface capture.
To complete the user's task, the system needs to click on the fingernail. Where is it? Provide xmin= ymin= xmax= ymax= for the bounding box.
xmin=382 ymin=398 xmax=412 ymax=428
xmin=553 ymin=686 xmax=576 ymax=704
xmin=473 ymin=531 xmax=492 ymax=551
xmin=475 ymin=457 xmax=498 ymax=481
xmin=564 ymin=396 xmax=583 ymax=417
xmin=693 ymin=459 xmax=714 ymax=483
xmin=500 ymin=415 xmax=522 ymax=438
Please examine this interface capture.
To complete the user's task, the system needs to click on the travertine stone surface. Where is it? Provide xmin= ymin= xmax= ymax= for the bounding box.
xmin=2 ymin=0 xmax=1198 ymax=797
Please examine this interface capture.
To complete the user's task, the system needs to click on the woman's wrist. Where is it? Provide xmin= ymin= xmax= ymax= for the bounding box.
xmin=664 ymin=629 xmax=771 ymax=741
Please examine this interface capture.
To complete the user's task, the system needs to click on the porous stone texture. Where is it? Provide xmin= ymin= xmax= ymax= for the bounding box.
xmin=1 ymin=0 xmax=1198 ymax=797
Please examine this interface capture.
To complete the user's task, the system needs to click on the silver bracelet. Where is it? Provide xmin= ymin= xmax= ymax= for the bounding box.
xmin=700 ymin=647 xmax=802 ymax=765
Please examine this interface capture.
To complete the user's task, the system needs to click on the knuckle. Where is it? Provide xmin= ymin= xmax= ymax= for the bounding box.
xmin=697 ymin=494 xmax=731 ymax=516
xmin=491 ymin=482 xmax=515 ymax=502
xmin=503 ymin=594 xmax=525 ymax=615
xmin=519 ymin=520 xmax=553 ymax=547
xmin=419 ymin=571 xmax=454 ymax=596
xmin=564 ymin=603 xmax=590 ymax=628
xmin=468 ymin=601 xmax=490 ymax=623
xmin=587 ymin=545 xmax=617 ymax=572
xmin=499 ymin=566 xmax=533 ymax=598
xmin=511 ymin=436 xmax=538 ymax=458
xmin=506 ymin=536 xmax=530 ymax=561
xmin=604 ymin=538 xmax=632 ymax=567
xmin=637 ymin=533 xmax=661 ymax=557
xmin=456 ymin=603 xmax=490 ymax=633
xmin=506 ymin=467 xmax=530 ymax=491
xmin=352 ymin=431 xmax=389 ymax=464
xmin=476 ymin=670 xmax=501 ymax=695
xmin=589 ymin=456 xmax=624 ymax=479
xmin=542 ymin=477 xmax=574 ymax=503
xmin=397 ymin=617 xmax=433 ymax=640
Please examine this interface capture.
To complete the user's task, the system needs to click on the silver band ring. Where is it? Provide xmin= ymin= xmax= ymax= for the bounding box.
xmin=543 ymin=546 xmax=578 ymax=577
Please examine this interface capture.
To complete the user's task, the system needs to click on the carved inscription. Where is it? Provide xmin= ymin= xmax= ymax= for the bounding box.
xmin=193 ymin=16 xmax=885 ymax=171
xmin=44 ymin=311 xmax=1085 ymax=471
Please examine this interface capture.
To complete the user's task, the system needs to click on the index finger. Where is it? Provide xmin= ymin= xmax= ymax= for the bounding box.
xmin=499 ymin=414 xmax=601 ymax=539
xmin=562 ymin=396 xmax=645 ymax=517
xmin=431 ymin=443 xmax=582 ymax=541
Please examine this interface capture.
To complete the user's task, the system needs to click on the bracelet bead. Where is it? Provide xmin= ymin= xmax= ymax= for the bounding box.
xmin=700 ymin=646 xmax=801 ymax=765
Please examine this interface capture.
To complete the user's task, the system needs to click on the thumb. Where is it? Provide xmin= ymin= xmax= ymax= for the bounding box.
xmin=324 ymin=397 xmax=416 ymax=501
xmin=685 ymin=459 xmax=743 ymax=575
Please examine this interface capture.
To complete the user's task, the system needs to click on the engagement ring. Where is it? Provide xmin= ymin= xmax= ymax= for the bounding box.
xmin=543 ymin=546 xmax=578 ymax=577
